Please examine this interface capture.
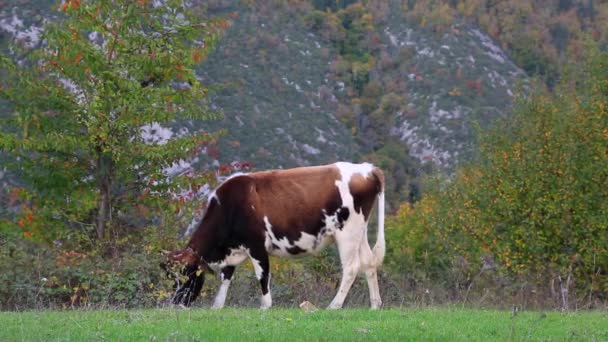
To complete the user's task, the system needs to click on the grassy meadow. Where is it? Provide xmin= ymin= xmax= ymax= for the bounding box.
xmin=2 ymin=307 xmax=607 ymax=341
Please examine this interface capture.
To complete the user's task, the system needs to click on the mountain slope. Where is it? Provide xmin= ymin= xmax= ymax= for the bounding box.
xmin=1 ymin=1 xmax=529 ymax=204
xmin=198 ymin=3 xmax=359 ymax=169
xmin=382 ymin=16 xmax=527 ymax=166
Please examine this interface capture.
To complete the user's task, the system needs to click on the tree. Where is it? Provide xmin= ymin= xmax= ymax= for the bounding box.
xmin=387 ymin=45 xmax=608 ymax=306
xmin=0 ymin=0 xmax=226 ymax=244
xmin=471 ymin=46 xmax=607 ymax=286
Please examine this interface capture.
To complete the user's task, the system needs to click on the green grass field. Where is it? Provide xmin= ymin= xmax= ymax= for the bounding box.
xmin=1 ymin=307 xmax=607 ymax=341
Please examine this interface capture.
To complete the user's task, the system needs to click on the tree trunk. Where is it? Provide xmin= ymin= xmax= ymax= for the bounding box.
xmin=96 ymin=152 xmax=113 ymax=240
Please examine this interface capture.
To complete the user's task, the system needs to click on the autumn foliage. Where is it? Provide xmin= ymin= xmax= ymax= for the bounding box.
xmin=386 ymin=46 xmax=608 ymax=309
xmin=0 ymin=0 xmax=227 ymax=308
xmin=0 ymin=0 xmax=227 ymax=243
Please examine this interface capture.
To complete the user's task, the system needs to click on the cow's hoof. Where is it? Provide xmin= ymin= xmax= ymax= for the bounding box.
xmin=260 ymin=293 xmax=272 ymax=310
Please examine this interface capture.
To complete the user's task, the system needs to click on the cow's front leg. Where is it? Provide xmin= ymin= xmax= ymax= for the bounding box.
xmin=212 ymin=266 xmax=235 ymax=309
xmin=250 ymin=249 xmax=272 ymax=309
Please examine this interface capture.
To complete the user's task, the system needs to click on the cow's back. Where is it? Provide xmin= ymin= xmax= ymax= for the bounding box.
xmin=248 ymin=165 xmax=342 ymax=240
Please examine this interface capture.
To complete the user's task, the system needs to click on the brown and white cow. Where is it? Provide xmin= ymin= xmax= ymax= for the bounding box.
xmin=163 ymin=162 xmax=385 ymax=309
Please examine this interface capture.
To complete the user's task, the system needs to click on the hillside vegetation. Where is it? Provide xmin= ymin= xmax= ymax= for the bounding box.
xmin=405 ymin=0 xmax=608 ymax=87
xmin=387 ymin=47 xmax=608 ymax=310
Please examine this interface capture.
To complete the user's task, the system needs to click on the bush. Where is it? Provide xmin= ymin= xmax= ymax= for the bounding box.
xmin=386 ymin=46 xmax=608 ymax=309
xmin=0 ymin=232 xmax=175 ymax=310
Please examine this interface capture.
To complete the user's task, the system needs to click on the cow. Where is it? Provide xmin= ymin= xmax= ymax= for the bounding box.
xmin=163 ymin=162 xmax=385 ymax=310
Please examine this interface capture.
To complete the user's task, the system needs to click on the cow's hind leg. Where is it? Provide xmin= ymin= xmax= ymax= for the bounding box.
xmin=249 ymin=248 xmax=272 ymax=309
xmin=328 ymin=228 xmax=363 ymax=309
xmin=212 ymin=266 xmax=235 ymax=309
xmin=359 ymin=240 xmax=382 ymax=309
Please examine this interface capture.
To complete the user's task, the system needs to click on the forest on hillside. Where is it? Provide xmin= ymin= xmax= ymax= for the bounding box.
xmin=200 ymin=0 xmax=608 ymax=205
xmin=0 ymin=0 xmax=606 ymax=310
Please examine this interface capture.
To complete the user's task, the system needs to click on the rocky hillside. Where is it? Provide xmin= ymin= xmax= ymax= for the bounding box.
xmin=198 ymin=3 xmax=359 ymax=169
xmin=382 ymin=17 xmax=526 ymax=166
xmin=1 ymin=0 xmax=528 ymax=203
xmin=196 ymin=1 xmax=527 ymax=171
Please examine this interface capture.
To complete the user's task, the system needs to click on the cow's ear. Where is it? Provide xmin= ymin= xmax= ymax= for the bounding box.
xmin=164 ymin=248 xmax=211 ymax=273
xmin=161 ymin=249 xmax=183 ymax=262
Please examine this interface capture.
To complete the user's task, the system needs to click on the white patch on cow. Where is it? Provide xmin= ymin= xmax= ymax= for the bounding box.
xmin=263 ymin=216 xmax=293 ymax=256
xmin=322 ymin=209 xmax=341 ymax=232
xmin=334 ymin=162 xmax=372 ymax=216
xmin=334 ymin=179 xmax=354 ymax=211
xmin=293 ymin=231 xmax=317 ymax=252
xmin=208 ymin=246 xmax=249 ymax=271
xmin=212 ymin=279 xmax=231 ymax=309
xmin=250 ymin=256 xmax=264 ymax=280
xmin=335 ymin=162 xmax=374 ymax=182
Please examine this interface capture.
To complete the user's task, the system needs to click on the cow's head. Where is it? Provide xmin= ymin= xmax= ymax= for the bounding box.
xmin=160 ymin=247 xmax=211 ymax=306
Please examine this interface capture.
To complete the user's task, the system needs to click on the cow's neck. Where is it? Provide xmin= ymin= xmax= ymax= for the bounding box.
xmin=187 ymin=223 xmax=214 ymax=261
xmin=185 ymin=186 xmax=236 ymax=263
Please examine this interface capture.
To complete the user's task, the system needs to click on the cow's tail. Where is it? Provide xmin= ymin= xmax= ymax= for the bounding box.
xmin=371 ymin=167 xmax=385 ymax=267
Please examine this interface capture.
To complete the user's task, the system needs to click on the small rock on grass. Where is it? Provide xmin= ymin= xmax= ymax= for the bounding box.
xmin=299 ymin=301 xmax=318 ymax=312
